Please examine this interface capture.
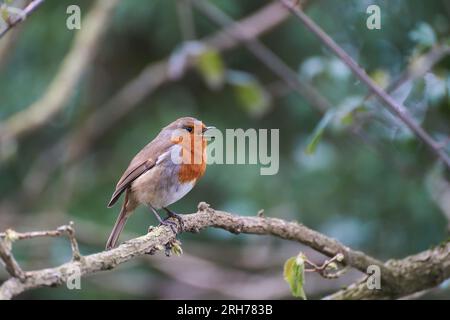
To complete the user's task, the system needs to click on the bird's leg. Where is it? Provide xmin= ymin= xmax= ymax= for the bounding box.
xmin=148 ymin=205 xmax=178 ymax=234
xmin=163 ymin=207 xmax=184 ymax=232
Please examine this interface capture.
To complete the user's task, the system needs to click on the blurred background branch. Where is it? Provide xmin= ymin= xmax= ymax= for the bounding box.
xmin=8 ymin=1 xmax=302 ymax=202
xmin=0 ymin=0 xmax=118 ymax=145
xmin=189 ymin=0 xmax=330 ymax=113
xmin=176 ymin=0 xmax=196 ymax=41
xmin=280 ymin=0 xmax=450 ymax=169
xmin=382 ymin=44 xmax=450 ymax=97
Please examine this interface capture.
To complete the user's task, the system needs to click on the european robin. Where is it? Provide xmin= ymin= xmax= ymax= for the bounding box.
xmin=106 ymin=117 xmax=214 ymax=249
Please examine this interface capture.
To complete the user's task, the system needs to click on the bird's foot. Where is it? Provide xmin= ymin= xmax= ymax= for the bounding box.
xmin=148 ymin=205 xmax=180 ymax=234
xmin=163 ymin=207 xmax=184 ymax=232
xmin=159 ymin=219 xmax=178 ymax=234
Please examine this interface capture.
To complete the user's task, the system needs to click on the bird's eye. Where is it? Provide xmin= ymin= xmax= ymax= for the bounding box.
xmin=184 ymin=126 xmax=193 ymax=133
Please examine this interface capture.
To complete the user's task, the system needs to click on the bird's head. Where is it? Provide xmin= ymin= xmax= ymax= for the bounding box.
xmin=163 ymin=117 xmax=215 ymax=143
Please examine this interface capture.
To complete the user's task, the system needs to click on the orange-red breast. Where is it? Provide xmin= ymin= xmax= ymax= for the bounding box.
xmin=106 ymin=117 xmax=213 ymax=249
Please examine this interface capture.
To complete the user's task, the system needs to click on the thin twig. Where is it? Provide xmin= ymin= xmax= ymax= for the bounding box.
xmin=353 ymin=44 xmax=450 ymax=129
xmin=279 ymin=0 xmax=450 ymax=169
xmin=305 ymin=253 xmax=349 ymax=279
xmin=0 ymin=0 xmax=45 ymax=39
xmin=345 ymin=43 xmax=450 ymax=145
xmin=0 ymin=222 xmax=82 ymax=261
xmin=0 ymin=228 xmax=64 ymax=240
xmin=56 ymin=222 xmax=81 ymax=261
xmin=383 ymin=44 xmax=450 ymax=96
xmin=0 ymin=239 xmax=25 ymax=280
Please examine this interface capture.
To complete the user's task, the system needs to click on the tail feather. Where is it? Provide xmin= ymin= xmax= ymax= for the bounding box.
xmin=106 ymin=192 xmax=130 ymax=250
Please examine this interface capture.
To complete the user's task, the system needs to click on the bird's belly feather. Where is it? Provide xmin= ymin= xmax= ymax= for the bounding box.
xmin=130 ymin=162 xmax=195 ymax=209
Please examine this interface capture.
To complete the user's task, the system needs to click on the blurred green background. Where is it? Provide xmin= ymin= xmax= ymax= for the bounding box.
xmin=0 ymin=0 xmax=449 ymax=299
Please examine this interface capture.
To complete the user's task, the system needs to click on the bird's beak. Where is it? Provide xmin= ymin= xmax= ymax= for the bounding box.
xmin=202 ymin=126 xmax=215 ymax=133
xmin=202 ymin=126 xmax=216 ymax=140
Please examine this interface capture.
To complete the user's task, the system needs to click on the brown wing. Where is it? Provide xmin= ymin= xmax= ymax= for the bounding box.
xmin=107 ymin=132 xmax=174 ymax=208
xmin=107 ymin=159 xmax=154 ymax=207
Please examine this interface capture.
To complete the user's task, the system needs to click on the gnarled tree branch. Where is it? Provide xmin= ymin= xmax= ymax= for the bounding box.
xmin=325 ymin=241 xmax=450 ymax=299
xmin=1 ymin=203 xmax=448 ymax=300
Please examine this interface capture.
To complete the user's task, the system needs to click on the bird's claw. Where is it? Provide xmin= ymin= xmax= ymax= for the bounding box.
xmin=169 ymin=213 xmax=184 ymax=232
xmin=159 ymin=219 xmax=178 ymax=234
xmin=163 ymin=208 xmax=185 ymax=233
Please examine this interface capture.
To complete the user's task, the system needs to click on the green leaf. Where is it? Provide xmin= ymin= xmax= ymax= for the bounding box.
xmin=195 ymin=48 xmax=225 ymax=90
xmin=305 ymin=110 xmax=335 ymax=154
xmin=227 ymin=70 xmax=271 ymax=117
xmin=170 ymin=240 xmax=183 ymax=256
xmin=283 ymin=254 xmax=307 ymax=299
xmin=283 ymin=257 xmax=296 ymax=283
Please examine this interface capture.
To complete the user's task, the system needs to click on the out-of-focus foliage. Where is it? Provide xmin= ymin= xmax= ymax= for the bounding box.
xmin=0 ymin=0 xmax=449 ymax=299
xmin=195 ymin=47 xmax=226 ymax=90
xmin=227 ymin=70 xmax=271 ymax=117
